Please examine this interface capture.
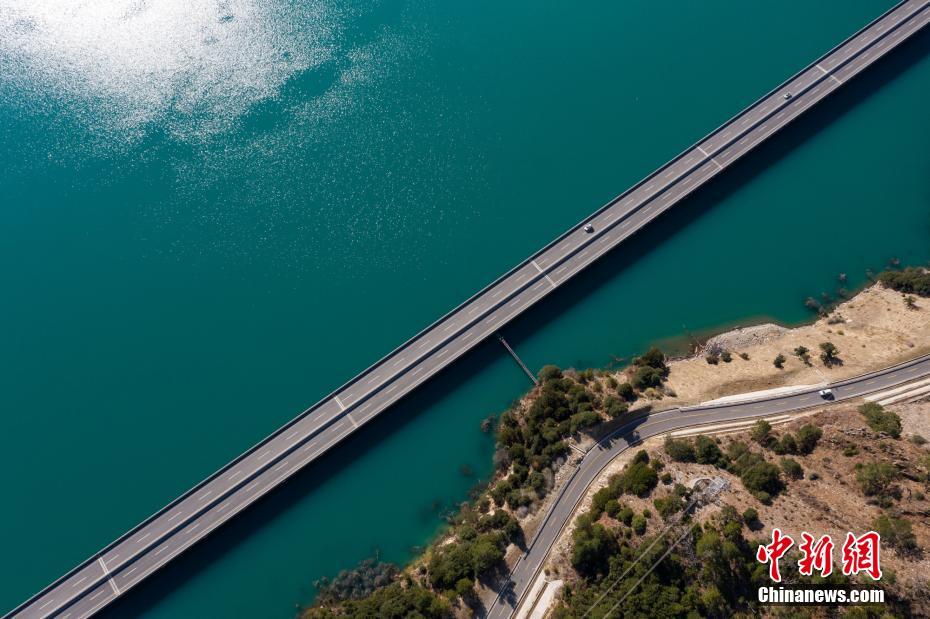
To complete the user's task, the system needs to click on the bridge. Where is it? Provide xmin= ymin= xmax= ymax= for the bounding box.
xmin=8 ymin=0 xmax=929 ymax=616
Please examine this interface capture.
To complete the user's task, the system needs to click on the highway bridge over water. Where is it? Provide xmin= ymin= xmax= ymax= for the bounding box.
xmin=8 ymin=1 xmax=930 ymax=616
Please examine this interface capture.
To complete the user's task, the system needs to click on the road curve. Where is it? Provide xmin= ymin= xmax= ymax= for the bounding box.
xmin=486 ymin=354 xmax=930 ymax=618
xmin=7 ymin=1 xmax=930 ymax=617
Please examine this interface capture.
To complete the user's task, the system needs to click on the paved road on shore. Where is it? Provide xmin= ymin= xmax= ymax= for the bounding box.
xmin=8 ymin=1 xmax=930 ymax=617
xmin=487 ymin=354 xmax=930 ymax=618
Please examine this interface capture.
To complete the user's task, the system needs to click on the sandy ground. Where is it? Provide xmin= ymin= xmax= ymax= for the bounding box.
xmin=423 ymin=284 xmax=928 ymax=616
xmin=617 ymin=284 xmax=930 ymax=409
xmin=541 ymin=399 xmax=930 ymax=615
xmin=534 ymin=284 xmax=930 ymax=616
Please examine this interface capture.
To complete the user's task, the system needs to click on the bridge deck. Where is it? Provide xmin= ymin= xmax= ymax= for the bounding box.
xmin=9 ymin=1 xmax=930 ymax=617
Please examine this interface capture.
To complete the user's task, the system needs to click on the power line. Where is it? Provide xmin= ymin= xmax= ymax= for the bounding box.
xmin=583 ymin=478 xmax=726 ymax=618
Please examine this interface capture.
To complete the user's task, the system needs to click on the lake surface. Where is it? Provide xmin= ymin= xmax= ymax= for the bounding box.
xmin=2 ymin=0 xmax=929 ymax=616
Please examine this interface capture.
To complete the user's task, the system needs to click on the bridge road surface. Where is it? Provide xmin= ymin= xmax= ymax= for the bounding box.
xmin=487 ymin=354 xmax=930 ymax=618
xmin=8 ymin=1 xmax=930 ymax=617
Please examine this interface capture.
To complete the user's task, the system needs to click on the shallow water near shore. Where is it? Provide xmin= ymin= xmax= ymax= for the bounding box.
xmin=2 ymin=1 xmax=930 ymax=617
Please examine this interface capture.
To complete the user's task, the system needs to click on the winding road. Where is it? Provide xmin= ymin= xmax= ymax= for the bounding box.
xmin=486 ymin=353 xmax=930 ymax=618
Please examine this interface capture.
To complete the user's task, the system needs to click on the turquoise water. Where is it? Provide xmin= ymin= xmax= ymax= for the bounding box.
xmin=1 ymin=0 xmax=929 ymax=616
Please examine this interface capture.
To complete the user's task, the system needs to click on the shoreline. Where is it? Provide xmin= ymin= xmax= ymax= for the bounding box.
xmin=304 ymin=275 xmax=930 ymax=617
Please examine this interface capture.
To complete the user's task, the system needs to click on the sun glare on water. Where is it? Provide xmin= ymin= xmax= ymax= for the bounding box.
xmin=0 ymin=0 xmax=340 ymax=143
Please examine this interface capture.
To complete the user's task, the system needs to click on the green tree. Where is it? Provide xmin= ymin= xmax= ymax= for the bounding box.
xmin=631 ymin=365 xmax=664 ymax=390
xmin=773 ymin=354 xmax=786 ymax=369
xmin=819 ymin=342 xmax=840 ymax=367
xmin=795 ymin=424 xmax=823 ymax=454
xmin=750 ymin=419 xmax=772 ymax=446
xmin=571 ymin=514 xmax=617 ymax=578
xmin=664 ymin=436 xmax=696 ymax=462
xmin=619 ymin=461 xmax=659 ymax=496
xmin=739 ymin=461 xmax=782 ymax=496
xmin=604 ymin=395 xmax=628 ymax=419
xmin=537 ymin=364 xmax=563 ymax=383
xmin=779 ymin=457 xmax=803 ymax=480
xmin=303 ymin=581 xmax=452 ymax=618
xmin=695 ymin=435 xmax=723 ymax=466
xmin=616 ymin=381 xmax=636 ymax=401
xmin=470 ymin=534 xmax=505 ymax=576
xmin=634 ymin=346 xmax=668 ymax=372
xmin=878 ymin=267 xmax=930 ymax=296
xmin=793 ymin=346 xmax=811 ymax=365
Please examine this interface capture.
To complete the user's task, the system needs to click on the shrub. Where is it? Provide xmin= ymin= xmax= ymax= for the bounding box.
xmin=571 ymin=515 xmax=617 ymax=577
xmin=793 ymin=346 xmax=811 ymax=365
xmin=631 ymin=365 xmax=664 ymax=390
xmin=591 ymin=487 xmax=613 ymax=518
xmin=616 ymin=506 xmax=634 ymax=526
xmin=660 ymin=472 xmax=673 ymax=485
xmin=618 ymin=461 xmax=658 ymax=497
xmin=750 ymin=419 xmax=772 ymax=446
xmin=780 ymin=457 xmax=804 ymax=480
xmin=695 ymin=435 xmax=723 ymax=466
xmin=773 ymin=433 xmax=798 ymax=455
xmin=489 ymin=481 xmax=511 ymax=507
xmin=910 ymin=434 xmax=927 ymax=446
xmin=878 ymin=267 xmax=930 ymax=296
xmin=604 ymin=396 xmax=628 ymax=419
xmin=616 ymin=381 xmax=635 ymax=401
xmin=819 ymin=342 xmax=840 ymax=367
xmin=476 ymin=511 xmax=521 ymax=544
xmin=795 ymin=424 xmax=823 ymax=455
xmin=740 ymin=461 xmax=783 ymax=495
xmin=314 ymin=558 xmax=399 ymax=603
xmin=538 ymin=365 xmax=563 ymax=383
xmin=721 ymin=351 xmax=732 ymax=363
xmin=705 ymin=353 xmax=719 ymax=365
xmin=873 ymin=513 xmax=918 ymax=552
xmin=742 ymin=507 xmax=759 ymax=526
xmin=634 ymin=347 xmax=668 ymax=372
xmin=653 ymin=493 xmax=685 ymax=519
xmin=631 ymin=514 xmax=647 ymax=535
xmin=604 ymin=499 xmax=621 ymax=519
xmin=738 ymin=352 xmax=750 ymax=360
xmin=773 ymin=354 xmax=786 ymax=369
xmin=859 ymin=402 xmax=902 ymax=438
xmin=309 ymin=581 xmax=451 ymax=617
xmin=569 ymin=410 xmax=601 ymax=434
xmin=856 ymin=462 xmax=900 ymax=498
xmin=664 ymin=436 xmax=696 ymax=462
xmin=605 ymin=376 xmax=618 ymax=389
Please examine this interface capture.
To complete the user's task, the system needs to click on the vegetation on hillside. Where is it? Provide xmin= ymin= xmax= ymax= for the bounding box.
xmin=303 ymin=347 xmax=673 ymax=616
xmin=878 ymin=267 xmax=930 ymax=296
xmin=553 ymin=503 xmax=893 ymax=618
xmin=664 ymin=423 xmax=821 ymax=504
xmin=492 ymin=349 xmax=669 ymax=515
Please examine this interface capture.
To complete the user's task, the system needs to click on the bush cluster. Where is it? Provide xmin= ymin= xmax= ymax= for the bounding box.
xmin=878 ymin=267 xmax=930 ymax=296
xmin=859 ymin=402 xmax=902 ymax=438
xmin=427 ymin=510 xmax=521 ymax=593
